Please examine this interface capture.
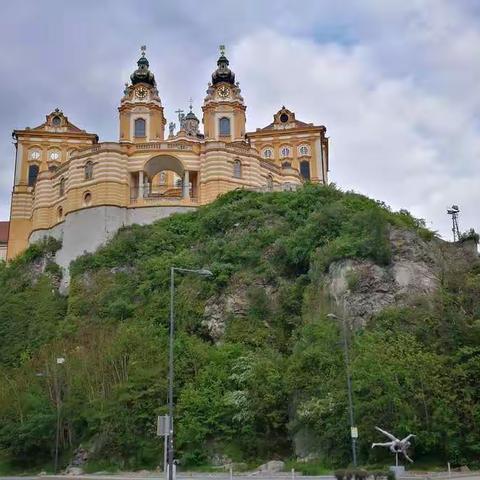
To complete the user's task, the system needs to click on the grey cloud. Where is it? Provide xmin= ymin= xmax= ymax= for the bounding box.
xmin=0 ymin=0 xmax=478 ymax=241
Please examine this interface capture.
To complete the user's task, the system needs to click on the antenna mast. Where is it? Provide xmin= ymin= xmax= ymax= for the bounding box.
xmin=447 ymin=205 xmax=461 ymax=242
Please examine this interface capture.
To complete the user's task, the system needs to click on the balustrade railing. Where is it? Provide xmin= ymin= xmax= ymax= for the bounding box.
xmin=130 ymin=184 xmax=196 ymax=202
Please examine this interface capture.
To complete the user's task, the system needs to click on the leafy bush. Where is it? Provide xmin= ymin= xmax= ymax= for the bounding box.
xmin=2 ymin=184 xmax=476 ymax=471
xmin=460 ymin=228 xmax=479 ymax=244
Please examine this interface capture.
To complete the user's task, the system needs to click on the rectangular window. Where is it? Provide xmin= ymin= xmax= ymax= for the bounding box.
xmin=135 ymin=118 xmax=146 ymax=137
xmin=219 ymin=117 xmax=231 ymax=136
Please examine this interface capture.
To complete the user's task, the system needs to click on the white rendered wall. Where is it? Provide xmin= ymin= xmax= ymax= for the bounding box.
xmin=29 ymin=205 xmax=196 ymax=290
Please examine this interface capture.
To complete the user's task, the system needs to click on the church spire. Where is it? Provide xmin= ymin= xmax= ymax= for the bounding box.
xmin=211 ymin=44 xmax=235 ymax=85
xmin=130 ymin=45 xmax=156 ymax=87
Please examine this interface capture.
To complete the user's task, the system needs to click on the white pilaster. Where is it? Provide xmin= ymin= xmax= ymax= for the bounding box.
xmin=139 ymin=171 xmax=144 ymax=198
xmin=183 ymin=170 xmax=190 ymax=199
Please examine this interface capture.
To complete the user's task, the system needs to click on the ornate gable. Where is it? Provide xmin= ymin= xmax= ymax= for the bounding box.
xmin=32 ymin=108 xmax=86 ymax=133
xmin=259 ymin=106 xmax=314 ymax=131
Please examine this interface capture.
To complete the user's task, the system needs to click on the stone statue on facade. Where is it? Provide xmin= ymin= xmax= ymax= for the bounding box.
xmin=372 ymin=426 xmax=415 ymax=464
xmin=168 ymin=122 xmax=176 ymax=137
xmin=175 ymin=109 xmax=185 ymax=130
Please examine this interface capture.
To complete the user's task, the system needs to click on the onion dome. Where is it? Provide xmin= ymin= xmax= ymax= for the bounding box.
xmin=183 ymin=100 xmax=200 ymax=136
xmin=130 ymin=46 xmax=156 ymax=87
xmin=211 ymin=45 xmax=235 ymax=85
xmin=185 ymin=110 xmax=199 ymax=121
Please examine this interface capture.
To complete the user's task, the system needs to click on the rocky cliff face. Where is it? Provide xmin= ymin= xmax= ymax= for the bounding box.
xmin=326 ymin=228 xmax=478 ymax=327
xmin=203 ymin=228 xmax=478 ymax=338
xmin=326 ymin=228 xmax=439 ymax=326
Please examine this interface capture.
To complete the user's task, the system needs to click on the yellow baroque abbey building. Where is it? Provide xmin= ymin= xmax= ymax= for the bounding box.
xmin=7 ymin=47 xmax=329 ymax=268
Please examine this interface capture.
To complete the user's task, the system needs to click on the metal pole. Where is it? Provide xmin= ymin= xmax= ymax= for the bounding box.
xmin=164 ymin=425 xmax=168 ymax=476
xmin=167 ymin=267 xmax=175 ymax=480
xmin=342 ymin=316 xmax=357 ymax=467
xmin=54 ymin=370 xmax=61 ymax=474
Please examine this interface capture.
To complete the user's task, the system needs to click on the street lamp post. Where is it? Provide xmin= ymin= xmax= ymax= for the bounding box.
xmin=167 ymin=267 xmax=213 ymax=480
xmin=35 ymin=356 xmax=66 ymax=474
xmin=54 ymin=356 xmax=65 ymax=474
xmin=327 ymin=313 xmax=357 ymax=467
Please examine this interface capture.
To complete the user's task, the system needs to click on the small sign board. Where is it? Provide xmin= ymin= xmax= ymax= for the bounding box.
xmin=351 ymin=427 xmax=358 ymax=439
xmin=157 ymin=415 xmax=170 ymax=437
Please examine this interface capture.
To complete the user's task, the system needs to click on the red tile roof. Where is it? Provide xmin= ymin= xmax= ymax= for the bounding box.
xmin=0 ymin=222 xmax=9 ymax=244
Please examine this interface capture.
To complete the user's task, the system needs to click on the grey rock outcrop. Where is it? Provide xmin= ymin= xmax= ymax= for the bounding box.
xmin=325 ymin=227 xmax=478 ymax=326
xmin=203 ymin=279 xmax=277 ymax=342
xmin=257 ymin=460 xmax=285 ymax=473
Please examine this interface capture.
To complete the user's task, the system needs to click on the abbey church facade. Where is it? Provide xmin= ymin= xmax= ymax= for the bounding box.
xmin=7 ymin=47 xmax=329 ymax=266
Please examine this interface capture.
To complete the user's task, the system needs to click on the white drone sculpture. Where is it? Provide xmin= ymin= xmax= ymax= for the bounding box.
xmin=371 ymin=426 xmax=416 ymax=465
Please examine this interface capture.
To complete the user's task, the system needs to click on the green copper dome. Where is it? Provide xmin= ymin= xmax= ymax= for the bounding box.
xmin=130 ymin=47 xmax=156 ymax=87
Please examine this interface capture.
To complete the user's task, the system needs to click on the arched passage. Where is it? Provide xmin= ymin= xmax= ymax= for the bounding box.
xmin=144 ymin=155 xmax=185 ymax=178
xmin=132 ymin=155 xmax=195 ymax=200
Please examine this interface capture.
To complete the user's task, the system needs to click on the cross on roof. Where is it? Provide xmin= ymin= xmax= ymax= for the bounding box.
xmin=219 ymin=44 xmax=225 ymax=56
xmin=140 ymin=45 xmax=146 ymax=57
xmin=189 ymin=97 xmax=193 ymax=112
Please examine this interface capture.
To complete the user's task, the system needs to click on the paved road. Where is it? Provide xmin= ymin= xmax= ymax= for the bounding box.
xmin=0 ymin=476 xmax=336 ymax=480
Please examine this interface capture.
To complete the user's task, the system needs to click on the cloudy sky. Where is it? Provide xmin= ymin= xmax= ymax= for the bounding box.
xmin=0 ymin=0 xmax=478 ymax=239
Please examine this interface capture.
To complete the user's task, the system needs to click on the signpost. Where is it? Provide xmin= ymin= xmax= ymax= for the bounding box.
xmin=157 ymin=415 xmax=170 ymax=477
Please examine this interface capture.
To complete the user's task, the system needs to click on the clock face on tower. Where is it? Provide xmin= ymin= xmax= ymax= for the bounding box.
xmin=135 ymin=86 xmax=148 ymax=100
xmin=218 ymin=85 xmax=230 ymax=99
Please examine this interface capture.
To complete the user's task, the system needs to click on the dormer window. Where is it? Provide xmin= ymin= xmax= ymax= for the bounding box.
xmin=219 ymin=117 xmax=231 ymax=136
xmin=134 ymin=118 xmax=146 ymax=137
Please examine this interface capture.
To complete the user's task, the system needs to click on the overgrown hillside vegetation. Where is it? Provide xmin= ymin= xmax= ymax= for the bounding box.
xmin=1 ymin=184 xmax=480 ymax=472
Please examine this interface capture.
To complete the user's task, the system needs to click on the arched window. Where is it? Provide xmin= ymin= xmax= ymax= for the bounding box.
xmin=281 ymin=146 xmax=291 ymax=158
xmin=299 ymin=145 xmax=310 ymax=156
xmin=85 ymin=161 xmax=93 ymax=180
xmin=29 ymin=150 xmax=41 ymax=161
xmin=28 ymin=165 xmax=39 ymax=187
xmin=49 ymin=150 xmax=61 ymax=162
xmin=267 ymin=174 xmax=274 ymax=191
xmin=300 ymin=161 xmax=311 ymax=180
xmin=59 ymin=177 xmax=65 ymax=197
xmin=219 ymin=117 xmax=231 ymax=136
xmin=233 ymin=159 xmax=242 ymax=178
xmin=134 ymin=118 xmax=146 ymax=137
xmin=57 ymin=206 xmax=63 ymax=221
xmin=83 ymin=191 xmax=92 ymax=206
xmin=263 ymin=148 xmax=273 ymax=159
